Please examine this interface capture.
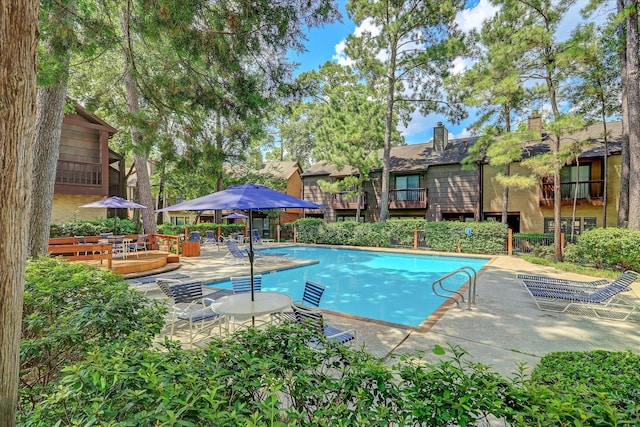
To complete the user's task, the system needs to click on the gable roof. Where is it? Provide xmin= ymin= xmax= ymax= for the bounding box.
xmin=303 ymin=121 xmax=624 ymax=178
xmin=259 ymin=161 xmax=302 ymax=180
xmin=521 ymin=121 xmax=623 ymax=159
xmin=302 ymin=136 xmax=479 ymax=177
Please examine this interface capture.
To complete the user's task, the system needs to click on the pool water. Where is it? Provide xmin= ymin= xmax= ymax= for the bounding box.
xmin=206 ymin=246 xmax=490 ymax=327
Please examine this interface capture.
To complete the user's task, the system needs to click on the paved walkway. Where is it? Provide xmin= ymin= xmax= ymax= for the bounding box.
xmin=131 ymin=244 xmax=640 ymax=378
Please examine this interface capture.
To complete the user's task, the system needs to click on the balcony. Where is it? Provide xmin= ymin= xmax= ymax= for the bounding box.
xmin=330 ymin=191 xmax=367 ymax=210
xmin=389 ymin=188 xmax=427 ymax=209
xmin=540 ymin=180 xmax=604 ymax=207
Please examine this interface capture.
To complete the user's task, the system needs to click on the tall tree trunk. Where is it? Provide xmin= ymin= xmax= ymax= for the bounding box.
xmin=380 ymin=42 xmax=397 ymax=223
xmin=121 ymin=6 xmax=156 ymax=234
xmin=28 ymin=0 xmax=75 ymax=256
xmin=29 ymin=86 xmax=67 ymax=256
xmin=625 ymin=0 xmax=640 ymax=229
xmin=618 ymin=0 xmax=630 ymax=226
xmin=0 ymin=1 xmax=38 ymax=424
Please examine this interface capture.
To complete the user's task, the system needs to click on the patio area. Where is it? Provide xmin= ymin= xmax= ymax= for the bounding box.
xmin=130 ymin=244 xmax=640 ymax=377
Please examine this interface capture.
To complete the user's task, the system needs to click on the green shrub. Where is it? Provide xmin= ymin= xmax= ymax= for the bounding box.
xmin=510 ymin=350 xmax=640 ymax=425
xmin=50 ymin=219 xmax=137 ymax=237
xmin=293 ymin=219 xmax=507 ymax=255
xmin=20 ymin=328 xmax=514 ymax=426
xmin=19 ymin=257 xmax=166 ymax=413
xmin=563 ymin=227 xmax=640 ymax=271
xmin=158 ymin=223 xmax=246 ymax=237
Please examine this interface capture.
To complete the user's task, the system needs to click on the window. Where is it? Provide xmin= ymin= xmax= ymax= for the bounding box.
xmin=560 ymin=164 xmax=590 ymax=198
xmin=171 ymin=216 xmax=191 ymax=226
xmin=395 ymin=175 xmax=420 ymax=201
xmin=337 ymin=215 xmax=364 ymax=222
xmin=584 ymin=217 xmax=597 ymax=230
xmin=544 ymin=217 xmax=581 ymax=235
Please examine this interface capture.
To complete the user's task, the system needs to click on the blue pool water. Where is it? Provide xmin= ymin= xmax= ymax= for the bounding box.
xmin=206 ymin=246 xmax=490 ymax=327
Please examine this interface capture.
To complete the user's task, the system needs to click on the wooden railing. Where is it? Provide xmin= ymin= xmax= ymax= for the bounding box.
xmin=48 ymin=238 xmax=113 ymax=269
xmin=330 ymin=191 xmax=367 ymax=210
xmin=389 ymin=188 xmax=427 ymax=209
xmin=540 ymin=180 xmax=604 ymax=206
xmin=55 ymin=160 xmax=102 ymax=186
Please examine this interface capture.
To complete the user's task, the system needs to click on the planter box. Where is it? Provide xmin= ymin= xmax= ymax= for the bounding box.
xmin=182 ymin=241 xmax=200 ymax=257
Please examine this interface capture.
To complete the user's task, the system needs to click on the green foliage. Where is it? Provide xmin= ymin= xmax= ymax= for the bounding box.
xmin=510 ymin=351 xmax=640 ymax=426
xmin=563 ymin=227 xmax=640 ymax=271
xmin=21 ymin=326 xmax=514 ymax=426
xmin=20 ymin=257 xmax=166 ymax=413
xmin=293 ymin=219 xmax=508 ymax=255
xmin=396 ymin=345 xmax=516 ymax=426
xmin=293 ymin=218 xmax=326 ymax=243
xmin=158 ymin=222 xmax=246 ymax=237
xmin=49 ymin=219 xmax=137 ymax=237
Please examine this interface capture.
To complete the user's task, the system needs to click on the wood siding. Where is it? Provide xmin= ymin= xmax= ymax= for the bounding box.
xmin=425 ymin=164 xmax=479 ymax=221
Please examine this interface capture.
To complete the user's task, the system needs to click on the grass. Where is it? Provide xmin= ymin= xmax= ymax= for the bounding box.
xmin=520 ymin=255 xmax=621 ymax=279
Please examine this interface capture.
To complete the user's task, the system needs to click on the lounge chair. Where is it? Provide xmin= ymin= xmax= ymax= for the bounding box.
xmin=156 ymin=279 xmax=224 ymax=343
xmin=188 ymin=231 xmax=201 ymax=243
xmin=516 ymin=273 xmax=610 ymax=287
xmin=524 ymin=271 xmax=640 ymax=321
xmin=518 ymin=270 xmax=639 ymax=293
xmin=273 ymin=281 xmax=326 ymax=322
xmin=224 ymin=240 xmax=250 ymax=264
xmin=291 ymin=304 xmax=355 ymax=346
xmin=231 ymin=275 xmax=263 ymax=294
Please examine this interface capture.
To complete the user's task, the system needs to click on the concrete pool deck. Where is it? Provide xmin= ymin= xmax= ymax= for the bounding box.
xmin=133 ymin=244 xmax=640 ymax=378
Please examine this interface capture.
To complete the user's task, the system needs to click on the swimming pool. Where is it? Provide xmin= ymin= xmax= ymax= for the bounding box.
xmin=205 ymin=246 xmax=490 ymax=327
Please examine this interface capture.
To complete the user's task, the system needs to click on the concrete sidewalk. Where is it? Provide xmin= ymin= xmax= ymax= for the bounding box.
xmin=133 ymin=245 xmax=640 ymax=378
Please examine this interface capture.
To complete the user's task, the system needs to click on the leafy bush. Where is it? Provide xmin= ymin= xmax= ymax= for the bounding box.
xmin=20 ymin=327 xmax=514 ymax=426
xmin=158 ymin=223 xmax=246 ymax=237
xmin=50 ymin=219 xmax=137 ymax=237
xmin=563 ymin=227 xmax=640 ymax=271
xmin=20 ymin=257 xmax=166 ymax=413
xmin=294 ymin=218 xmax=326 ymax=243
xmin=293 ymin=219 xmax=508 ymax=255
xmin=510 ymin=351 xmax=640 ymax=425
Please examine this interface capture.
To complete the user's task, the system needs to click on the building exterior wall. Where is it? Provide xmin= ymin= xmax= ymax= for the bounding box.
xmin=51 ymin=194 xmax=107 ymax=223
xmin=483 ymin=155 xmax=621 ymax=233
xmin=425 ymin=164 xmax=479 ymax=221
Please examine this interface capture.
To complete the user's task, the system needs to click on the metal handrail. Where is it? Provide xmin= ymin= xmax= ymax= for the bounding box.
xmin=431 ymin=266 xmax=477 ymax=310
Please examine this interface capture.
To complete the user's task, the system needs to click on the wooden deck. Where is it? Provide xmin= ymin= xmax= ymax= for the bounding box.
xmin=79 ymin=250 xmax=179 ymax=277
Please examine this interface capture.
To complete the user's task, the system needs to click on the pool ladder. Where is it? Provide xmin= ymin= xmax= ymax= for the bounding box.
xmin=431 ymin=266 xmax=477 ymax=310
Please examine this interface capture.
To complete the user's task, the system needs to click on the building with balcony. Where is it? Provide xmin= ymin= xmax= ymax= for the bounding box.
xmin=303 ymin=117 xmax=624 ymax=235
xmin=51 ymin=104 xmax=125 ymax=223
xmin=302 ymin=123 xmax=480 ymax=222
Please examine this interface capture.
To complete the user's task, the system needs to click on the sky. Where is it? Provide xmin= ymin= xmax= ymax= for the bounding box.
xmin=288 ymin=0 xmax=593 ymax=145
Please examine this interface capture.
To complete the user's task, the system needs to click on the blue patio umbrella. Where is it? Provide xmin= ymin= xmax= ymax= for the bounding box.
xmin=157 ymin=183 xmax=324 ymax=300
xmin=80 ymin=196 xmax=147 ymax=234
xmin=222 ymin=213 xmax=249 ymax=219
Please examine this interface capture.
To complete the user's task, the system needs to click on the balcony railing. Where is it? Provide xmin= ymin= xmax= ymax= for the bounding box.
xmin=389 ymin=188 xmax=427 ymax=209
xmin=330 ymin=191 xmax=367 ymax=210
xmin=55 ymin=160 xmax=102 ymax=187
xmin=540 ymin=180 xmax=604 ymax=206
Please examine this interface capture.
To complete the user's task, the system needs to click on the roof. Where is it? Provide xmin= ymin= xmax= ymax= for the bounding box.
xmin=259 ymin=161 xmax=302 ymax=180
xmin=302 ymin=136 xmax=480 ymax=177
xmin=302 ymin=121 xmax=624 ymax=178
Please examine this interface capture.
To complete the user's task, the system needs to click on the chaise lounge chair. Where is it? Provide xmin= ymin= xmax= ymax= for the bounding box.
xmin=518 ymin=270 xmax=639 ymax=293
xmin=524 ymin=271 xmax=640 ymax=321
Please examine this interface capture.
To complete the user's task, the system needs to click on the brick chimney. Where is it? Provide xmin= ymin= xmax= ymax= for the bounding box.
xmin=433 ymin=122 xmax=448 ymax=151
xmin=528 ymin=111 xmax=542 ymax=136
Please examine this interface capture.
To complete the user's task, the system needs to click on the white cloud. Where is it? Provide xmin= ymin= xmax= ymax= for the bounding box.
xmin=455 ymin=0 xmax=500 ymax=33
xmin=332 ymin=40 xmax=354 ymax=66
xmin=354 ymin=17 xmax=381 ymax=37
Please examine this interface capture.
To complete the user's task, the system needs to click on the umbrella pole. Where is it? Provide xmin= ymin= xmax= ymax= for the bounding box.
xmin=249 ymin=210 xmax=255 ymax=302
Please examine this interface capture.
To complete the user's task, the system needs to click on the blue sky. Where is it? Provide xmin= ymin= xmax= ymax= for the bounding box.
xmin=287 ymin=0 xmax=590 ymax=145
